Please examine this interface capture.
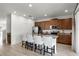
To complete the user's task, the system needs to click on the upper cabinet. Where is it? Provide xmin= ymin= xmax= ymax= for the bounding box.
xmin=50 ymin=19 xmax=59 ymax=27
xmin=59 ymin=18 xmax=72 ymax=29
xmin=35 ymin=18 xmax=72 ymax=30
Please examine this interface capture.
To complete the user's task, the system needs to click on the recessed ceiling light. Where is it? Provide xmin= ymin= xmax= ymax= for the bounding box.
xmin=44 ymin=14 xmax=47 ymax=16
xmin=65 ymin=10 xmax=68 ymax=13
xmin=29 ymin=4 xmax=32 ymax=7
xmin=23 ymin=14 xmax=26 ymax=16
xmin=14 ymin=11 xmax=16 ymax=14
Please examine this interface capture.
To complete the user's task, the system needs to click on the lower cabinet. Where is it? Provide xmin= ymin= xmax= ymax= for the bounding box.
xmin=7 ymin=33 xmax=11 ymax=45
xmin=57 ymin=34 xmax=72 ymax=45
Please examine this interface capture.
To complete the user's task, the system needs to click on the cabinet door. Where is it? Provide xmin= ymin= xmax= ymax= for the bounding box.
xmin=44 ymin=21 xmax=50 ymax=29
xmin=50 ymin=20 xmax=59 ymax=27
xmin=57 ymin=35 xmax=64 ymax=43
xmin=40 ymin=22 xmax=45 ymax=30
xmin=58 ymin=19 xmax=64 ymax=29
xmin=63 ymin=35 xmax=71 ymax=45
xmin=62 ymin=18 xmax=72 ymax=29
xmin=57 ymin=34 xmax=71 ymax=45
xmin=51 ymin=19 xmax=64 ymax=29
xmin=67 ymin=19 xmax=72 ymax=29
xmin=7 ymin=33 xmax=11 ymax=44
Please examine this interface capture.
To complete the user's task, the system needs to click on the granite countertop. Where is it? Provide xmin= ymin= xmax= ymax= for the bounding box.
xmin=33 ymin=33 xmax=58 ymax=39
xmin=41 ymin=34 xmax=58 ymax=39
xmin=42 ymin=29 xmax=72 ymax=34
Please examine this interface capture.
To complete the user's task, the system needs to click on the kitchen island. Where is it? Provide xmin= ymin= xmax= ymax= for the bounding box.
xmin=33 ymin=33 xmax=58 ymax=54
xmin=42 ymin=34 xmax=58 ymax=54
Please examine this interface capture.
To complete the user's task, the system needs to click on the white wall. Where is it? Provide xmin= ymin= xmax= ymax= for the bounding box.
xmin=72 ymin=15 xmax=75 ymax=51
xmin=2 ymin=29 xmax=6 ymax=39
xmin=11 ymin=14 xmax=34 ymax=45
xmin=0 ymin=18 xmax=6 ymax=31
xmin=73 ymin=4 xmax=79 ymax=55
xmin=75 ymin=11 xmax=79 ymax=55
xmin=0 ymin=32 xmax=2 ymax=46
xmin=0 ymin=18 xmax=6 ymax=46
xmin=7 ymin=14 xmax=11 ymax=33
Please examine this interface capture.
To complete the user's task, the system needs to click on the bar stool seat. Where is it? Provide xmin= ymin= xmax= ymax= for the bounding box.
xmin=27 ymin=34 xmax=34 ymax=50
xmin=33 ymin=35 xmax=43 ymax=54
xmin=42 ymin=36 xmax=56 ymax=56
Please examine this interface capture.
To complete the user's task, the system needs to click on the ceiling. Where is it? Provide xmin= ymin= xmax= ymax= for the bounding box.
xmin=0 ymin=3 xmax=77 ymax=20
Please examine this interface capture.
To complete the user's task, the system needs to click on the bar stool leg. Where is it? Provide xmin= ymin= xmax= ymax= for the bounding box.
xmin=43 ymin=45 xmax=45 ymax=55
xmin=40 ymin=45 xmax=42 ymax=54
xmin=27 ymin=42 xmax=28 ymax=49
xmin=51 ymin=48 xmax=53 ymax=56
xmin=22 ymin=41 xmax=23 ymax=47
xmin=25 ymin=41 xmax=27 ymax=48
xmin=34 ymin=44 xmax=37 ymax=52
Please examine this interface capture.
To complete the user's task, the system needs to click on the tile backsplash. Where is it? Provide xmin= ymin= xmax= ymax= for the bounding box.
xmin=42 ymin=29 xmax=72 ymax=34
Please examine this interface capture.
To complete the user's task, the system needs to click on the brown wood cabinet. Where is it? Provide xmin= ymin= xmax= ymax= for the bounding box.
xmin=50 ymin=19 xmax=59 ymax=27
xmin=61 ymin=18 xmax=72 ymax=29
xmin=57 ymin=33 xmax=72 ymax=45
xmin=35 ymin=18 xmax=72 ymax=30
